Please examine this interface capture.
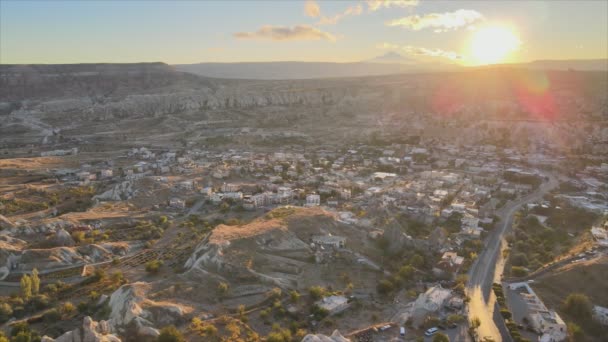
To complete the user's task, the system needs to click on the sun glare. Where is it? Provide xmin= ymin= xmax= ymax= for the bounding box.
xmin=469 ymin=26 xmax=521 ymax=65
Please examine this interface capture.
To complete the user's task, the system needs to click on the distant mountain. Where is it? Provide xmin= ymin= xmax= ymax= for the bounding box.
xmin=173 ymin=59 xmax=459 ymax=80
xmin=366 ymin=52 xmax=413 ymax=64
xmin=486 ymin=59 xmax=608 ymax=71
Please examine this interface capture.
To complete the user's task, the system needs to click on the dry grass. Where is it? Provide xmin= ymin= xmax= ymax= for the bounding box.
xmin=532 ymin=256 xmax=608 ymax=309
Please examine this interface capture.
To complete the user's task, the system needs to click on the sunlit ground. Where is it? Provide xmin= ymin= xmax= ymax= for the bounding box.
xmin=468 ymin=286 xmax=501 ymax=341
xmin=466 ymin=238 xmax=509 ymax=341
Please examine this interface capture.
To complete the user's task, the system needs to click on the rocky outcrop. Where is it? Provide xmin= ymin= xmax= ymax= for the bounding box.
xmin=0 ymin=214 xmax=15 ymax=230
xmin=53 ymin=228 xmax=75 ymax=247
xmin=18 ymin=244 xmax=115 ymax=271
xmin=0 ymin=235 xmax=25 ymax=280
xmin=107 ymin=282 xmax=191 ymax=338
xmin=301 ymin=330 xmax=350 ymax=342
xmin=41 ymin=316 xmax=121 ymax=342
xmin=93 ymin=181 xmax=135 ymax=201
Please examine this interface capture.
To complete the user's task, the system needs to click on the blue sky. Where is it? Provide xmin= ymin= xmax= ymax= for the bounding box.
xmin=1 ymin=0 xmax=606 ymax=64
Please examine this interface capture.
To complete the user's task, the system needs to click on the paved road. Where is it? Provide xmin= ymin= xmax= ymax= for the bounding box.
xmin=455 ymin=174 xmax=558 ymax=342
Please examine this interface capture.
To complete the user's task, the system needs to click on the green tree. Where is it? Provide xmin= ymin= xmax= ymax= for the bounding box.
xmin=433 ymin=333 xmax=450 ymax=342
xmin=145 ymin=260 xmax=163 ymax=274
xmin=157 ymin=326 xmax=185 ymax=342
xmin=31 ymin=269 xmax=40 ymax=295
xmin=217 ymin=282 xmax=229 ymax=296
xmin=20 ymin=274 xmax=32 ymax=300
xmin=0 ymin=303 xmax=12 ymax=322
xmin=567 ymin=322 xmax=585 ymax=342
xmin=309 ymin=286 xmax=326 ymax=300
xmin=563 ymin=293 xmax=592 ymax=320
xmin=289 ymin=290 xmax=301 ymax=303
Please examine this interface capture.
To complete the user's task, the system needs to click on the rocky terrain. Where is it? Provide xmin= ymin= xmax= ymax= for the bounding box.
xmin=1 ymin=63 xmax=606 ymax=154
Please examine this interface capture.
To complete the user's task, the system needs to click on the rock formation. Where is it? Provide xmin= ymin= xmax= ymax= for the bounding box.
xmin=41 ymin=316 xmax=121 ymax=342
xmin=301 ymin=330 xmax=351 ymax=342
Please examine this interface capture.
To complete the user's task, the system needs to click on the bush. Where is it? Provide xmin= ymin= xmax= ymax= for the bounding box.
xmin=511 ymin=266 xmax=528 ymax=277
xmin=308 ymin=286 xmax=326 ymax=300
xmin=562 ymin=293 xmax=592 ymax=320
xmin=60 ymin=302 xmax=76 ymax=316
xmin=376 ymin=279 xmax=395 ymax=295
xmin=500 ymin=308 xmax=512 ymax=319
xmin=145 ymin=260 xmax=163 ymax=274
xmin=0 ymin=303 xmax=13 ymax=322
xmin=43 ymin=309 xmax=61 ymax=323
xmin=157 ymin=325 xmax=185 ymax=342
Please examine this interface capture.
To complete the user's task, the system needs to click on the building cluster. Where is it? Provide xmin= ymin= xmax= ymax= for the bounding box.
xmin=508 ymin=282 xmax=567 ymax=342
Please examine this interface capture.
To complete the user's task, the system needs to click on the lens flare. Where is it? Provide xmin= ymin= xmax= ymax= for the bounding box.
xmin=469 ymin=26 xmax=521 ymax=65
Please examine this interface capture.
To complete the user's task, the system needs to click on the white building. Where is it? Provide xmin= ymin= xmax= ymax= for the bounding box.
xmin=100 ymin=169 xmax=113 ymax=179
xmin=509 ymin=282 xmax=567 ymax=342
xmin=315 ymin=295 xmax=349 ymax=315
xmin=306 ymin=194 xmax=320 ymax=207
xmin=169 ymin=198 xmax=186 ymax=209
xmin=411 ymin=286 xmax=452 ymax=327
xmin=312 ymin=235 xmax=346 ymax=249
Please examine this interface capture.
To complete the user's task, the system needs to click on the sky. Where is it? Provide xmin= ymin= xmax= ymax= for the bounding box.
xmin=1 ymin=0 xmax=607 ymax=65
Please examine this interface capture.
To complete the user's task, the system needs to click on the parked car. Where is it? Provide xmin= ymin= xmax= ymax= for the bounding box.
xmin=424 ymin=327 xmax=439 ymax=336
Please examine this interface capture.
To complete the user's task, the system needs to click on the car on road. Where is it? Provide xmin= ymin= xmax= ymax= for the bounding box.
xmin=424 ymin=327 xmax=439 ymax=336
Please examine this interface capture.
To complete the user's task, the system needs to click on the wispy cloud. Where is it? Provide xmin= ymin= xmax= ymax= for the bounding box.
xmin=317 ymin=4 xmax=363 ymax=25
xmin=304 ymin=0 xmax=321 ymax=18
xmin=234 ymin=25 xmax=336 ymax=42
xmin=378 ymin=42 xmax=463 ymax=61
xmin=367 ymin=0 xmax=419 ymax=11
xmin=386 ymin=9 xmax=483 ymax=31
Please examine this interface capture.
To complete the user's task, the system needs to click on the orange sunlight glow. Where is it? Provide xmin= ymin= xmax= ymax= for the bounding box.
xmin=469 ymin=26 xmax=521 ymax=65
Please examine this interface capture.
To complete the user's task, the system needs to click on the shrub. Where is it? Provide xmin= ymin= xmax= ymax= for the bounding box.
xmin=145 ymin=260 xmax=163 ymax=274
xmin=562 ymin=293 xmax=592 ymax=320
xmin=60 ymin=302 xmax=76 ymax=316
xmin=511 ymin=266 xmax=528 ymax=277
xmin=0 ymin=303 xmax=13 ymax=322
xmin=157 ymin=326 xmax=185 ymax=342
xmin=43 ymin=309 xmax=61 ymax=323
xmin=308 ymin=286 xmax=326 ymax=300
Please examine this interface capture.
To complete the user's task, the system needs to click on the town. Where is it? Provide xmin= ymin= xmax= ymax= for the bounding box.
xmin=1 ymin=130 xmax=607 ymax=341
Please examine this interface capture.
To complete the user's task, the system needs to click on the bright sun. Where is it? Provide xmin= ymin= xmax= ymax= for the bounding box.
xmin=469 ymin=26 xmax=521 ymax=65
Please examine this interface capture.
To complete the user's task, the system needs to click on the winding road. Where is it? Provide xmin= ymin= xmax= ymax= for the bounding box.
xmin=455 ymin=173 xmax=558 ymax=342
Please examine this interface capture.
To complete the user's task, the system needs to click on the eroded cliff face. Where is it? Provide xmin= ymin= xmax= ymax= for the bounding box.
xmin=184 ymin=224 xmax=312 ymax=289
xmin=41 ymin=316 xmax=121 ymax=342
xmin=1 ymin=64 xmax=606 ymax=151
xmin=107 ymin=282 xmax=192 ymax=338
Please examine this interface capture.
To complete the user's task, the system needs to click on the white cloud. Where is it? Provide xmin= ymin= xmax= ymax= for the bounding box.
xmin=234 ymin=25 xmax=336 ymax=42
xmin=317 ymin=4 xmax=363 ymax=25
xmin=304 ymin=0 xmax=321 ymax=18
xmin=367 ymin=0 xmax=419 ymax=11
xmin=386 ymin=9 xmax=483 ymax=31
xmin=378 ymin=42 xmax=463 ymax=61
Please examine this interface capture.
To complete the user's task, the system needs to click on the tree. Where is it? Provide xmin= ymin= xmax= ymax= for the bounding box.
xmin=61 ymin=302 xmax=76 ymax=316
xmin=433 ymin=333 xmax=450 ymax=342
xmin=567 ymin=322 xmax=585 ymax=342
xmin=289 ymin=290 xmax=301 ymax=303
xmin=217 ymin=282 xmax=229 ymax=296
xmin=563 ymin=293 xmax=592 ymax=320
xmin=20 ymin=274 xmax=32 ymax=300
xmin=157 ymin=326 xmax=185 ymax=342
xmin=0 ymin=303 xmax=12 ymax=322
xmin=145 ymin=260 xmax=163 ymax=274
xmin=309 ymin=286 xmax=326 ymax=300
xmin=31 ymin=269 xmax=40 ymax=295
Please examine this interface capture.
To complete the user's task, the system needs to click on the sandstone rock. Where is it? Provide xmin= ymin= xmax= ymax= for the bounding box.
xmin=41 ymin=316 xmax=121 ymax=342
xmin=301 ymin=330 xmax=350 ymax=342
xmin=107 ymin=282 xmax=191 ymax=336
xmin=53 ymin=229 xmax=75 ymax=247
